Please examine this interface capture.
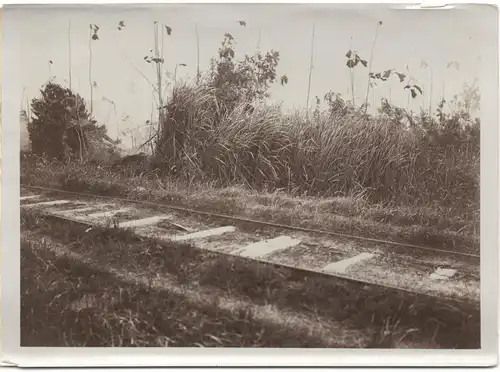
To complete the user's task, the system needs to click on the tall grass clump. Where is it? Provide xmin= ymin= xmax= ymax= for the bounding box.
xmin=155 ymin=82 xmax=478 ymax=213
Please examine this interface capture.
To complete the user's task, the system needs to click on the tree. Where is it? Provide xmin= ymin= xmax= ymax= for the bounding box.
xmin=28 ymin=82 xmax=105 ymax=161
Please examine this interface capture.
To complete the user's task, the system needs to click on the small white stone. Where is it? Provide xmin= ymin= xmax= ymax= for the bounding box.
xmin=429 ymin=267 xmax=457 ymax=280
xmin=435 ymin=268 xmax=457 ymax=277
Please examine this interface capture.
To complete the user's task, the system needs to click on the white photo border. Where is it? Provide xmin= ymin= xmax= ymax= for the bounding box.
xmin=2 ymin=0 xmax=498 ymax=367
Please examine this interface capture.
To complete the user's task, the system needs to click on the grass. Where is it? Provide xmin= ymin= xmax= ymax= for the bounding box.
xmin=158 ymin=83 xmax=479 ymax=211
xmin=22 ymin=238 xmax=344 ymax=347
xmin=21 ymin=157 xmax=479 ymax=254
xmin=21 ymin=209 xmax=480 ymax=348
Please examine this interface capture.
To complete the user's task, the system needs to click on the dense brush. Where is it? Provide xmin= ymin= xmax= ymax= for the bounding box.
xmin=156 ymin=83 xmax=479 ymax=211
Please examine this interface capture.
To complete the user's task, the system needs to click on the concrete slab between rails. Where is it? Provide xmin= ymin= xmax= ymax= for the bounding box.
xmin=168 ymin=226 xmax=236 ymax=242
xmin=23 ymin=200 xmax=71 ymax=208
xmin=322 ymin=252 xmax=376 ymax=274
xmin=20 ymin=195 xmax=42 ymax=201
xmin=118 ymin=216 xmax=172 ymax=229
xmin=87 ymin=208 xmax=132 ymax=219
xmin=234 ymin=236 xmax=302 ymax=259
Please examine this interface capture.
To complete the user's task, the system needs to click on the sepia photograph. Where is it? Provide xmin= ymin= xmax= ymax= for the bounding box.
xmin=2 ymin=2 xmax=497 ymax=358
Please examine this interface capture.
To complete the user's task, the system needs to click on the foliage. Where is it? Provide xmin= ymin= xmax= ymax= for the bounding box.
xmin=90 ymin=24 xmax=100 ymax=40
xmin=345 ymin=49 xmax=367 ymax=105
xmin=345 ymin=50 xmax=368 ymax=69
xmin=324 ymin=91 xmax=355 ymax=116
xmin=34 ymin=19 xmax=477 ymax=215
xmin=156 ymin=32 xmax=288 ymax=162
xmin=207 ymin=33 xmax=287 ymax=111
xmin=368 ymin=69 xmax=423 ymax=99
xmin=145 ymin=22 xmax=480 ymax=212
xmin=28 ymin=82 xmax=108 ymax=161
xmin=152 ymin=81 xmax=479 ymax=211
xmin=449 ymin=79 xmax=480 ymax=115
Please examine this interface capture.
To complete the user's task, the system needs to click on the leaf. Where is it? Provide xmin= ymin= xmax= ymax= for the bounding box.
xmin=315 ymin=96 xmax=320 ymax=105
xmin=413 ymin=84 xmax=423 ymax=94
xmin=238 ymin=21 xmax=247 ymax=26
xmin=410 ymin=88 xmax=417 ymax=98
xmin=396 ymin=72 xmax=406 ymax=82
xmin=404 ymin=84 xmax=411 ymax=89
xmin=280 ymin=75 xmax=288 ymax=86
xmin=346 ymin=50 xmax=352 ymax=58
xmin=49 ymin=60 xmax=53 ymax=64
xmin=165 ymin=25 xmax=172 ymax=35
xmin=378 ymin=20 xmax=383 ymax=25
xmin=360 ymin=59 xmax=368 ymax=67
xmin=383 ymin=69 xmax=392 ymax=78
xmin=346 ymin=60 xmax=355 ymax=68
xmin=179 ymin=63 xmax=187 ymax=66
xmin=92 ymin=34 xmax=99 ymax=40
xmin=118 ymin=21 xmax=125 ymax=27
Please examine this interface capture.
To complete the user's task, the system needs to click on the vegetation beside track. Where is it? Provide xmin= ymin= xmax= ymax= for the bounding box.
xmin=21 ymin=158 xmax=479 ymax=255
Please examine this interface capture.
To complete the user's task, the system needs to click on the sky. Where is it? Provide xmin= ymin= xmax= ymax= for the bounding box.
xmin=8 ymin=4 xmax=497 ymax=147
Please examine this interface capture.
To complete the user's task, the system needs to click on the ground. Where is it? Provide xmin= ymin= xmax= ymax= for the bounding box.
xmin=20 ymin=158 xmax=480 ymax=348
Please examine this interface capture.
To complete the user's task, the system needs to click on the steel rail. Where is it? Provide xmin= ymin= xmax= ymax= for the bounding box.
xmin=21 ymin=184 xmax=480 ymax=259
xmin=21 ymin=205 xmax=479 ymax=306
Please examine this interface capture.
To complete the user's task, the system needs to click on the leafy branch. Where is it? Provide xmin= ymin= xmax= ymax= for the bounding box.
xmin=404 ymin=83 xmax=423 ymax=99
xmin=345 ymin=49 xmax=368 ymax=106
xmin=368 ymin=69 xmax=423 ymax=100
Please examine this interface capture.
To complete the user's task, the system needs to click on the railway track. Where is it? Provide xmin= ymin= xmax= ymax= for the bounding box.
xmin=20 ymin=185 xmax=480 ymax=305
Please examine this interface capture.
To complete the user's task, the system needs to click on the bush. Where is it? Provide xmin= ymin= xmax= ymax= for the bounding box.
xmin=28 ymin=82 xmax=107 ymax=161
xmin=155 ymin=33 xmax=287 ymax=161
xmin=153 ymin=82 xmax=479 ymax=211
xmin=151 ymin=33 xmax=479 ymax=211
